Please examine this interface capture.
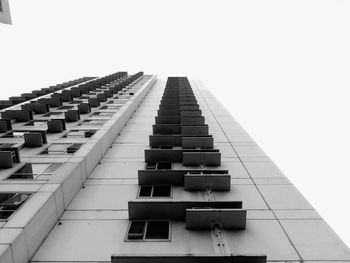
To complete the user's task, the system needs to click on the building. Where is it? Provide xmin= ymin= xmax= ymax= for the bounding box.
xmin=0 ymin=72 xmax=349 ymax=263
xmin=0 ymin=0 xmax=11 ymax=25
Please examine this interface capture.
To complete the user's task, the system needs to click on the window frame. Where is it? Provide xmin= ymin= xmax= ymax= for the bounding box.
xmin=79 ymin=119 xmax=107 ymax=126
xmin=145 ymin=162 xmax=172 ymax=170
xmin=0 ymin=193 xmax=31 ymax=221
xmin=43 ymin=111 xmax=65 ymax=117
xmin=137 ymin=185 xmax=172 ymax=198
xmin=40 ymin=143 xmax=82 ymax=155
xmin=24 ymin=120 xmax=48 ymax=127
xmin=1 ymin=131 xmax=26 ymax=138
xmin=63 ymin=129 xmax=96 ymax=138
xmin=91 ymin=111 xmax=116 ymax=117
xmin=6 ymin=163 xmax=62 ymax=180
xmin=57 ymin=105 xmax=75 ymax=110
xmin=125 ymin=220 xmax=171 ymax=242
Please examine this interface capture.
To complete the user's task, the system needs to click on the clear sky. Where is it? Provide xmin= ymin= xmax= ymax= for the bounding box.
xmin=1 ymin=0 xmax=350 ymax=246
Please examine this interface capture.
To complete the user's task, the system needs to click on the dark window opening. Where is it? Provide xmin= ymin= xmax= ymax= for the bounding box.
xmin=80 ymin=119 xmax=106 ymax=126
xmin=40 ymin=143 xmax=82 ymax=155
xmin=127 ymin=221 xmax=146 ymax=240
xmin=152 ymin=185 xmax=171 ymax=197
xmin=92 ymin=112 xmax=115 ymax=116
xmin=0 ymin=193 xmax=30 ymax=220
xmin=145 ymin=162 xmax=172 ymax=170
xmin=159 ymin=145 xmax=173 ymax=149
xmin=138 ymin=186 xmax=153 ymax=197
xmin=126 ymin=220 xmax=170 ymax=241
xmin=58 ymin=105 xmax=74 ymax=110
xmin=138 ymin=185 xmax=171 ymax=198
xmin=157 ymin=162 xmax=172 ymax=170
xmin=146 ymin=162 xmax=157 ymax=170
xmin=0 ymin=143 xmax=14 ymax=148
xmin=7 ymin=163 xmax=62 ymax=180
xmin=145 ymin=221 xmax=169 ymax=239
xmin=24 ymin=120 xmax=47 ymax=127
xmin=43 ymin=112 xmax=64 ymax=117
xmin=1 ymin=131 xmax=26 ymax=138
xmin=64 ymin=130 xmax=96 ymax=138
xmin=100 ymin=105 xmax=121 ymax=110
xmin=69 ymin=100 xmax=83 ymax=104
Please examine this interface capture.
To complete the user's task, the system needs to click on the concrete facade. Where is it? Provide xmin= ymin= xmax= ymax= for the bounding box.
xmin=0 ymin=74 xmax=349 ymax=263
xmin=0 ymin=0 xmax=11 ymax=24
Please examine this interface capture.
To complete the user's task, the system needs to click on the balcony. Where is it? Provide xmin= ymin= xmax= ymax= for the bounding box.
xmin=128 ymin=200 xmax=245 ymax=229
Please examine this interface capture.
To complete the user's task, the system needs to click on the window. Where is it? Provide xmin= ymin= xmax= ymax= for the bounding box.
xmin=0 ymin=143 xmax=14 ymax=148
xmin=108 ymin=99 xmax=127 ymax=104
xmin=146 ymin=162 xmax=172 ymax=170
xmin=1 ymin=131 xmax=26 ymax=138
xmin=126 ymin=221 xmax=170 ymax=241
xmin=159 ymin=145 xmax=173 ymax=149
xmin=24 ymin=120 xmax=47 ymax=127
xmin=69 ymin=100 xmax=83 ymax=104
xmin=63 ymin=130 xmax=96 ymax=138
xmin=58 ymin=105 xmax=74 ymax=110
xmin=40 ymin=143 xmax=82 ymax=155
xmin=92 ymin=112 xmax=115 ymax=117
xmin=0 ymin=1 xmax=3 ymax=12
xmin=100 ymin=105 xmax=122 ymax=110
xmin=138 ymin=185 xmax=171 ymax=198
xmin=7 ymin=163 xmax=62 ymax=180
xmin=0 ymin=193 xmax=31 ymax=220
xmin=146 ymin=162 xmax=156 ymax=169
xmin=79 ymin=119 xmax=106 ymax=126
xmin=43 ymin=112 xmax=65 ymax=117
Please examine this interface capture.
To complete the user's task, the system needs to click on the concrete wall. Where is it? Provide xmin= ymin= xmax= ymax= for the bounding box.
xmin=28 ymin=79 xmax=350 ymax=263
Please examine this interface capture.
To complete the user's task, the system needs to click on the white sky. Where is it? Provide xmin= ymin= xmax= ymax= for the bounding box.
xmin=1 ymin=0 xmax=350 ymax=247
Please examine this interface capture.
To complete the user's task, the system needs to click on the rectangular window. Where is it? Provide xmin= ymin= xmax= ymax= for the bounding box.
xmin=0 ymin=1 xmax=3 ymax=12
xmin=43 ymin=112 xmax=65 ymax=117
xmin=126 ymin=221 xmax=170 ymax=241
xmin=1 ymin=131 xmax=26 ymax=138
xmin=159 ymin=145 xmax=173 ymax=149
xmin=40 ymin=143 xmax=82 ymax=155
xmin=108 ymin=99 xmax=127 ymax=105
xmin=152 ymin=185 xmax=171 ymax=197
xmin=157 ymin=162 xmax=172 ymax=169
xmin=145 ymin=162 xmax=172 ymax=170
xmin=100 ymin=105 xmax=122 ymax=110
xmin=0 ymin=143 xmax=14 ymax=148
xmin=0 ymin=193 xmax=31 ymax=220
xmin=115 ymin=95 xmax=131 ymax=99
xmin=7 ymin=163 xmax=62 ymax=180
xmin=79 ymin=119 xmax=106 ymax=126
xmin=24 ymin=120 xmax=47 ymax=127
xmin=138 ymin=185 xmax=171 ymax=198
xmin=58 ymin=105 xmax=74 ymax=110
xmin=92 ymin=112 xmax=115 ymax=117
xmin=69 ymin=100 xmax=83 ymax=104
xmin=63 ymin=130 xmax=96 ymax=138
